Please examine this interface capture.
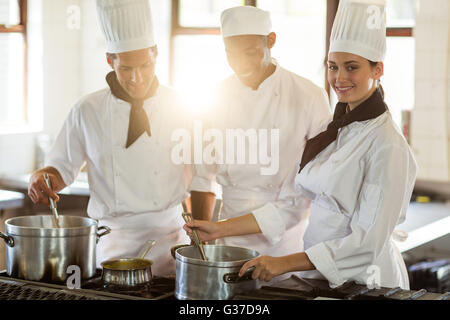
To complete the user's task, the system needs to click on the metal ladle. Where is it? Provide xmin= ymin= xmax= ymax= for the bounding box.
xmin=182 ymin=212 xmax=208 ymax=261
xmin=43 ymin=173 xmax=60 ymax=228
xmin=137 ymin=239 xmax=156 ymax=259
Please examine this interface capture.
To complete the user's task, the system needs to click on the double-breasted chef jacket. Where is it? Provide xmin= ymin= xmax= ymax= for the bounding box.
xmin=45 ymin=85 xmax=192 ymax=276
xmin=189 ymin=60 xmax=332 ymax=274
xmin=296 ymin=102 xmax=418 ymax=289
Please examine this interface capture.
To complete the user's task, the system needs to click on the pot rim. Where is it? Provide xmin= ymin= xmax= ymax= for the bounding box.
xmin=5 ymin=215 xmax=99 ymax=237
xmin=175 ymin=244 xmax=259 ymax=268
xmin=101 ymin=258 xmax=153 ymax=271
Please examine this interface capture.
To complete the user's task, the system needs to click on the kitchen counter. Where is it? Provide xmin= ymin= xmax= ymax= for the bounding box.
xmin=395 ymin=202 xmax=450 ymax=252
xmin=0 ymin=190 xmax=24 ymax=210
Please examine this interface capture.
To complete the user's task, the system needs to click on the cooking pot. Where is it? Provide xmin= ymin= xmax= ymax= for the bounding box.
xmin=0 ymin=215 xmax=110 ymax=282
xmin=101 ymin=240 xmax=155 ymax=287
xmin=175 ymin=244 xmax=259 ymax=300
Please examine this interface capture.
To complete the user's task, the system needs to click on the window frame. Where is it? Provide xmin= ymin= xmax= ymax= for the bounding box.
xmin=0 ymin=0 xmax=27 ymax=124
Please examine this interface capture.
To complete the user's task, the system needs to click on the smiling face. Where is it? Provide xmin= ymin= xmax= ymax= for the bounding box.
xmin=327 ymin=52 xmax=384 ymax=110
xmin=224 ymin=33 xmax=276 ymax=89
xmin=107 ymin=47 xmax=158 ymax=100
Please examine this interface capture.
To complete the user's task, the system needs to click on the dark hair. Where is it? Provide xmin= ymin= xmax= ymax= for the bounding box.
xmin=368 ymin=60 xmax=384 ymax=100
xmin=107 ymin=46 xmax=158 ymax=61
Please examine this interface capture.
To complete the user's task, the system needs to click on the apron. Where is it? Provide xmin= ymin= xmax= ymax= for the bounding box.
xmin=96 ymin=204 xmax=190 ymax=276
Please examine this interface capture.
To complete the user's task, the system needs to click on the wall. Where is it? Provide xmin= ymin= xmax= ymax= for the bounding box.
xmin=410 ymin=0 xmax=450 ymax=182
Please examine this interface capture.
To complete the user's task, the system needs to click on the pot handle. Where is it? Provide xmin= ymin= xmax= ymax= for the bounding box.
xmin=0 ymin=232 xmax=14 ymax=247
xmin=96 ymin=226 xmax=111 ymax=243
xmin=223 ymin=267 xmax=256 ymax=284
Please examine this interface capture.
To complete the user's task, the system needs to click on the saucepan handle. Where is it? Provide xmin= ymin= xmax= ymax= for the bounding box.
xmin=223 ymin=267 xmax=256 ymax=283
xmin=0 ymin=232 xmax=14 ymax=247
xmin=96 ymin=226 xmax=111 ymax=243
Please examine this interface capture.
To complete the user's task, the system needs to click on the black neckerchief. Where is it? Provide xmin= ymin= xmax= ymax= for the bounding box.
xmin=106 ymin=71 xmax=159 ymax=148
xmin=299 ymin=87 xmax=387 ymax=173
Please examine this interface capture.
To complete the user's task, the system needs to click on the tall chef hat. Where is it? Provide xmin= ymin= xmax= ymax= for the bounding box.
xmin=96 ymin=0 xmax=156 ymax=54
xmin=221 ymin=6 xmax=272 ymax=38
xmin=329 ymin=0 xmax=386 ymax=62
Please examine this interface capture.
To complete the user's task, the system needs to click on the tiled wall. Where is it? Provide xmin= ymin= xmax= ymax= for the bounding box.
xmin=410 ymin=0 xmax=450 ymax=181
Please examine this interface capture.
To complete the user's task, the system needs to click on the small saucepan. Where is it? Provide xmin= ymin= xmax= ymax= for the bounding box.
xmin=101 ymin=239 xmax=156 ymax=287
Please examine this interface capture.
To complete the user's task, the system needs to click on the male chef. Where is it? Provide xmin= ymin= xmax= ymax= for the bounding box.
xmin=28 ymin=0 xmax=192 ymax=276
xmin=188 ymin=6 xmax=332 ymax=281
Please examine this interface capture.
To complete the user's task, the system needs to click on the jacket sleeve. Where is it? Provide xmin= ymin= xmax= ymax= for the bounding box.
xmin=188 ymin=164 xmax=219 ymax=195
xmin=252 ymin=195 xmax=311 ymax=245
xmin=304 ymin=144 xmax=417 ymax=288
xmin=252 ymin=87 xmax=331 ymax=245
xmin=45 ymin=105 xmax=87 ymax=186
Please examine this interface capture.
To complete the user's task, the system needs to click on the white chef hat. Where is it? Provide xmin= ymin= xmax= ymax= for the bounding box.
xmin=221 ymin=6 xmax=272 ymax=38
xmin=96 ymin=0 xmax=156 ymax=54
xmin=329 ymin=0 xmax=386 ymax=62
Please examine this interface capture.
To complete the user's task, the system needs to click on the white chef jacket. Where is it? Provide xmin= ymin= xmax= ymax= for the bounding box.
xmin=189 ymin=60 xmax=332 ymax=264
xmin=45 ymin=85 xmax=191 ymax=275
xmin=295 ymin=112 xmax=417 ymax=289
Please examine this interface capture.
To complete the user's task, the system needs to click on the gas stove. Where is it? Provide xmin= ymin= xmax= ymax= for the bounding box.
xmin=0 ymin=271 xmax=449 ymax=300
xmin=0 ymin=270 xmax=175 ymax=300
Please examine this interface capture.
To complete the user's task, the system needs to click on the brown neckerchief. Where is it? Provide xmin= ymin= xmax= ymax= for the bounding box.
xmin=106 ymin=71 xmax=159 ymax=148
xmin=298 ymin=87 xmax=387 ymax=173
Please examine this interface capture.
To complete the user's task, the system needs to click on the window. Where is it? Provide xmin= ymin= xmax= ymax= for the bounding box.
xmin=170 ymin=0 xmax=326 ymax=113
xmin=0 ymin=0 xmax=27 ymax=128
xmin=386 ymin=0 xmax=415 ymax=28
xmin=257 ymin=0 xmax=327 ymax=88
xmin=170 ymin=0 xmax=249 ymax=113
xmin=178 ymin=0 xmax=244 ymax=28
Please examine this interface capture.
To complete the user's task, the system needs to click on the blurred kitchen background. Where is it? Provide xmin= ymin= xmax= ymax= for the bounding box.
xmin=0 ymin=0 xmax=449 ymax=292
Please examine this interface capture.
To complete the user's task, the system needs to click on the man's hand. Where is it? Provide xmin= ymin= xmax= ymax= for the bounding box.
xmin=28 ymin=167 xmax=66 ymax=205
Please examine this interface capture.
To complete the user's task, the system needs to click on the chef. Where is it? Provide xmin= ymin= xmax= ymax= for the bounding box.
xmin=187 ymin=0 xmax=417 ymax=289
xmin=28 ymin=0 xmax=191 ymax=276
xmin=187 ymin=6 xmax=331 ymax=282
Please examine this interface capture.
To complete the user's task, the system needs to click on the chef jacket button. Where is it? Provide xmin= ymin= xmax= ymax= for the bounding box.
xmin=153 ymin=201 xmax=158 ymax=206
xmin=153 ymin=171 xmax=158 ymax=175
xmin=115 ymin=172 xmax=120 ymax=177
xmin=269 ymin=184 xmax=274 ymax=188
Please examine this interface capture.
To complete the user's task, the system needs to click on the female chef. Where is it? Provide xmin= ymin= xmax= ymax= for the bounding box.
xmin=184 ymin=0 xmax=417 ymax=289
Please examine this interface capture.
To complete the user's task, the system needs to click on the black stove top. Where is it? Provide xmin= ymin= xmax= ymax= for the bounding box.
xmin=0 ymin=270 xmax=175 ymax=300
xmin=1 ymin=271 xmax=449 ymax=300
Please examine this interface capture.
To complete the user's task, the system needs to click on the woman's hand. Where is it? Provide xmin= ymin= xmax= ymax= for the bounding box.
xmin=239 ymin=252 xmax=316 ymax=282
xmin=239 ymin=256 xmax=289 ymax=282
xmin=183 ymin=220 xmax=223 ymax=242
